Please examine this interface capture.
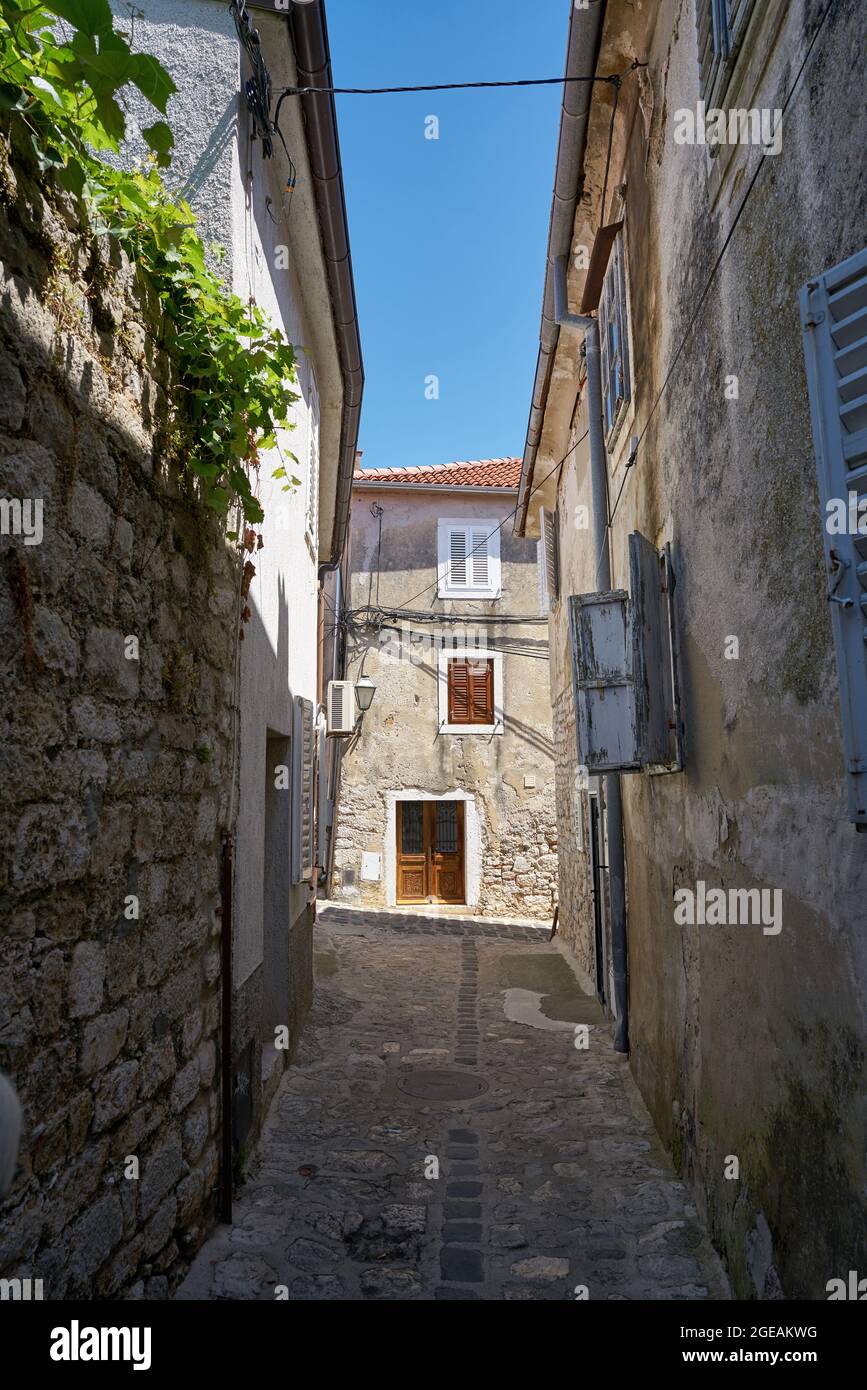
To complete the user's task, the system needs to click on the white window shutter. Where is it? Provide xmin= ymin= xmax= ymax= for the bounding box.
xmin=449 ymin=527 xmax=468 ymax=587
xmin=801 ymin=244 xmax=867 ymax=828
xmin=469 ymin=528 xmax=490 ymax=589
xmin=292 ymin=695 xmax=315 ymax=881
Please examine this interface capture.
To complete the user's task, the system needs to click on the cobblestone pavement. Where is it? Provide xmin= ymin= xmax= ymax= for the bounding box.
xmin=177 ymin=907 xmax=729 ymax=1301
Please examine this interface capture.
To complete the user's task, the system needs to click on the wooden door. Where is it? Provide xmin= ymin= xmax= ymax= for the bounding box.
xmin=397 ymin=801 xmax=427 ymax=902
xmin=430 ymin=800 xmax=464 ymax=903
xmin=396 ymin=801 xmax=465 ymax=904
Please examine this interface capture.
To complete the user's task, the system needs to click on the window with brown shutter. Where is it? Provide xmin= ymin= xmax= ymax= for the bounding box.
xmin=447 ymin=658 xmax=494 ymax=725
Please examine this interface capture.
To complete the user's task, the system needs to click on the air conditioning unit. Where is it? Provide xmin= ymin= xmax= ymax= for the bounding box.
xmin=326 ymin=680 xmax=356 ymax=736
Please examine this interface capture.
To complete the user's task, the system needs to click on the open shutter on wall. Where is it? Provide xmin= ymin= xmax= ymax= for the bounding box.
xmin=542 ymin=507 xmax=559 ymax=605
xmin=292 ymin=695 xmax=315 ymax=880
xmin=629 ymin=533 xmax=683 ymax=773
xmin=569 ymin=532 xmax=683 ymax=775
xmin=801 ymin=244 xmax=867 ymax=828
xmin=570 ymin=590 xmax=640 ymax=773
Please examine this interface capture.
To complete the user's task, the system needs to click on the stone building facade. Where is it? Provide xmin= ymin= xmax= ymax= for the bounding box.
xmin=516 ymin=0 xmax=867 ymax=1297
xmin=0 ymin=0 xmax=360 ymax=1298
xmin=330 ymin=460 xmax=557 ymax=921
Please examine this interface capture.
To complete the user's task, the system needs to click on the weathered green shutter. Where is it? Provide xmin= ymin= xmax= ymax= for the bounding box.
xmin=801 ymin=245 xmax=867 ymax=828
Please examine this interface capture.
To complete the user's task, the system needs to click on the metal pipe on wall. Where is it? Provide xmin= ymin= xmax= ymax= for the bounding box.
xmin=584 ymin=321 xmax=629 ymax=1055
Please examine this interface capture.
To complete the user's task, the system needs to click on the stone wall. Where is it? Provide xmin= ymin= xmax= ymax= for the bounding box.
xmin=0 ymin=124 xmax=237 ymax=1298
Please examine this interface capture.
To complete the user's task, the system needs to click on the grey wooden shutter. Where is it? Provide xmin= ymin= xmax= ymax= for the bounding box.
xmin=629 ymin=533 xmax=683 ymax=773
xmin=801 ymin=245 xmax=867 ymax=828
xmin=292 ymin=695 xmax=315 ymax=880
xmin=569 ymin=532 xmax=683 ymax=776
xmin=569 ymin=591 xmax=640 ymax=772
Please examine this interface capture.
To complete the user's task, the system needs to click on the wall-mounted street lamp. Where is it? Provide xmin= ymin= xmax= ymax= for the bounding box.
xmin=354 ymin=674 xmax=377 ymax=714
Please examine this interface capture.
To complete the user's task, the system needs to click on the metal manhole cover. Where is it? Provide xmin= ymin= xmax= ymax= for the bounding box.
xmin=397 ymin=1069 xmax=489 ymax=1101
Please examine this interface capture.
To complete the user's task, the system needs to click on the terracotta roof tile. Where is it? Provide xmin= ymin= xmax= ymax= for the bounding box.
xmin=353 ymin=457 xmax=522 ymax=489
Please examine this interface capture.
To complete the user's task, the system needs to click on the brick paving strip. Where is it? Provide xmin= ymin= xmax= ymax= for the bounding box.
xmin=176 ymin=906 xmax=729 ymax=1301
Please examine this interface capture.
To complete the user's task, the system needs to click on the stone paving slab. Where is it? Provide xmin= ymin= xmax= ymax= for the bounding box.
xmin=176 ymin=915 xmax=729 ymax=1301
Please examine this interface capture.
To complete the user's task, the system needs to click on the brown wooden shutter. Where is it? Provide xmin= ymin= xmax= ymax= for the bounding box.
xmin=448 ymin=661 xmax=471 ymax=723
xmin=468 ymin=659 xmax=494 ymax=723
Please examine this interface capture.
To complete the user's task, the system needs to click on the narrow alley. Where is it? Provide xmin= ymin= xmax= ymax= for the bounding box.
xmin=177 ymin=909 xmax=727 ymax=1301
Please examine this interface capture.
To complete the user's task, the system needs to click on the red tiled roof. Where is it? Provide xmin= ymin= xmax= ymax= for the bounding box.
xmin=353 ymin=457 xmax=522 ymax=489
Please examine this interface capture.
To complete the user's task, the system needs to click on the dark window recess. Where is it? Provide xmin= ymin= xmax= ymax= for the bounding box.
xmin=436 ymin=802 xmax=459 ymax=854
xmin=598 ymin=233 xmax=631 ymax=443
xmin=401 ymin=800 xmax=425 ymax=855
xmin=447 ymin=659 xmax=495 ymax=725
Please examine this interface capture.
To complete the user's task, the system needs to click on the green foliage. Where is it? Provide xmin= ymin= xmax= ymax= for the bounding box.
xmin=0 ymin=0 xmax=298 ymax=524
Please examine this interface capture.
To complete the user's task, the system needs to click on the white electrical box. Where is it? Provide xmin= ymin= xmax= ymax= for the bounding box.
xmin=361 ymin=852 xmax=381 ymax=882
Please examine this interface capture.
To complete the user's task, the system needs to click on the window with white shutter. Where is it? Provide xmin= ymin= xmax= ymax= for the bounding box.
xmin=437 ymin=519 xmax=501 ymax=599
xmin=800 ymin=244 xmax=867 ymax=829
xmin=292 ymin=695 xmax=315 ymax=881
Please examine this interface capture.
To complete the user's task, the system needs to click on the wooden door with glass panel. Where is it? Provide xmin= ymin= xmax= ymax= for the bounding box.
xmin=396 ymin=800 xmax=465 ymax=904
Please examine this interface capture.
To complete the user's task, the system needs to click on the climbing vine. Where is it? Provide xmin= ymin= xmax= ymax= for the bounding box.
xmin=0 ymin=0 xmax=299 ymax=524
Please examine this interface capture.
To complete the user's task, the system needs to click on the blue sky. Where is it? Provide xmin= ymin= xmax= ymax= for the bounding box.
xmin=326 ymin=0 xmax=568 ymax=471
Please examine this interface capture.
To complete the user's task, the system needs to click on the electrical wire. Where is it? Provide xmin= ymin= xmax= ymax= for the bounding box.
xmin=603 ymin=0 xmax=838 ymax=537
xmin=278 ymin=61 xmax=647 ymax=100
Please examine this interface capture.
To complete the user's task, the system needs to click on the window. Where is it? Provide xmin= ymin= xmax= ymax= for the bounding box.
xmin=800 ymin=244 xmax=867 ymax=829
xmin=437 ymin=519 xmax=501 ymax=599
xmin=696 ymin=0 xmax=757 ymax=106
xmin=447 ymin=658 xmax=494 ymax=725
xmin=437 ymin=645 xmax=503 ymax=734
xmin=537 ymin=506 xmax=560 ymax=613
xmin=598 ymin=233 xmax=631 ymax=445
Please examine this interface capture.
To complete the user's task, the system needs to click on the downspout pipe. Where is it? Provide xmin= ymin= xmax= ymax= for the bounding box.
xmin=516 ymin=1 xmax=607 ymax=535
xmin=583 ymin=320 xmax=629 ymax=1054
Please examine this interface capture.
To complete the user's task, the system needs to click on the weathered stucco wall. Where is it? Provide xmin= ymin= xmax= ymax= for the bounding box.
xmin=333 ymin=486 xmax=558 ymax=920
xmin=541 ymin=0 xmax=867 ymax=1297
xmin=111 ymin=0 xmax=334 ymax=1161
xmin=0 ymin=124 xmax=237 ymax=1297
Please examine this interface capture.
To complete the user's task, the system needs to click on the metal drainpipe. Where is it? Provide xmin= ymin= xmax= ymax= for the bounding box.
xmin=584 ymin=321 xmax=629 ymax=1055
